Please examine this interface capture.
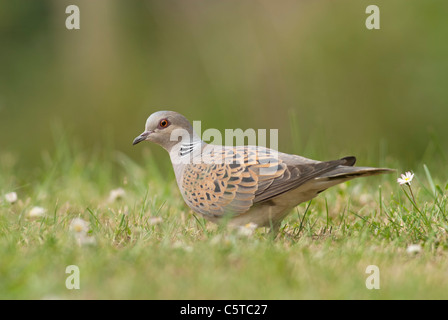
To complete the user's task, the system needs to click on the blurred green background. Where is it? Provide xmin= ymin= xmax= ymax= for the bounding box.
xmin=1 ymin=0 xmax=447 ymax=172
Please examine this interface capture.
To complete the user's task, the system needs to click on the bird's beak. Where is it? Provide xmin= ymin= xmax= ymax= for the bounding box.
xmin=133 ymin=131 xmax=151 ymax=145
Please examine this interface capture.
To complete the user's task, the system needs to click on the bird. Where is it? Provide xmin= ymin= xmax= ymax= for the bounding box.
xmin=133 ymin=110 xmax=394 ymax=231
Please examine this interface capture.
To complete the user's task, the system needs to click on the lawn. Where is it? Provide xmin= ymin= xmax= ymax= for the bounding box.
xmin=1 ymin=136 xmax=447 ymax=300
xmin=2 ymin=0 xmax=448 ymax=303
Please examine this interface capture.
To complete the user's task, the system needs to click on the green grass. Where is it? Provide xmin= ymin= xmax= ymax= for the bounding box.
xmin=1 ymin=137 xmax=448 ymax=300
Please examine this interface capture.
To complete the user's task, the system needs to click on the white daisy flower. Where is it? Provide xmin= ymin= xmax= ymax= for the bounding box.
xmin=69 ymin=218 xmax=90 ymax=235
xmin=397 ymin=171 xmax=414 ymax=185
xmin=5 ymin=192 xmax=18 ymax=204
xmin=406 ymin=244 xmax=422 ymax=255
xmin=28 ymin=206 xmax=46 ymax=219
xmin=69 ymin=218 xmax=96 ymax=246
xmin=108 ymin=188 xmax=126 ymax=202
xmin=237 ymin=222 xmax=258 ymax=237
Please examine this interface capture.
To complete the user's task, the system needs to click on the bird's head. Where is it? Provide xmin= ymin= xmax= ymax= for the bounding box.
xmin=133 ymin=111 xmax=197 ymax=151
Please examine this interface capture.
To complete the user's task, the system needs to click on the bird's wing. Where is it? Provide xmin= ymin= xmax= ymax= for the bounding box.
xmin=253 ymin=152 xmax=356 ymax=203
xmin=180 ymin=145 xmax=354 ymax=218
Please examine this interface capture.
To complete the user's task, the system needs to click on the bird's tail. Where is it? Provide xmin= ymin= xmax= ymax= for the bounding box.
xmin=316 ymin=166 xmax=395 ymax=181
xmin=311 ymin=157 xmax=394 ymax=190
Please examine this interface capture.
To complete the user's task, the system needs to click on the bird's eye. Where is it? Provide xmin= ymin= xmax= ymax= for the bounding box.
xmin=159 ymin=119 xmax=170 ymax=128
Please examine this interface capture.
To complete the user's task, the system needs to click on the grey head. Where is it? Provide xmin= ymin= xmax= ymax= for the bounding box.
xmin=133 ymin=111 xmax=199 ymax=152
